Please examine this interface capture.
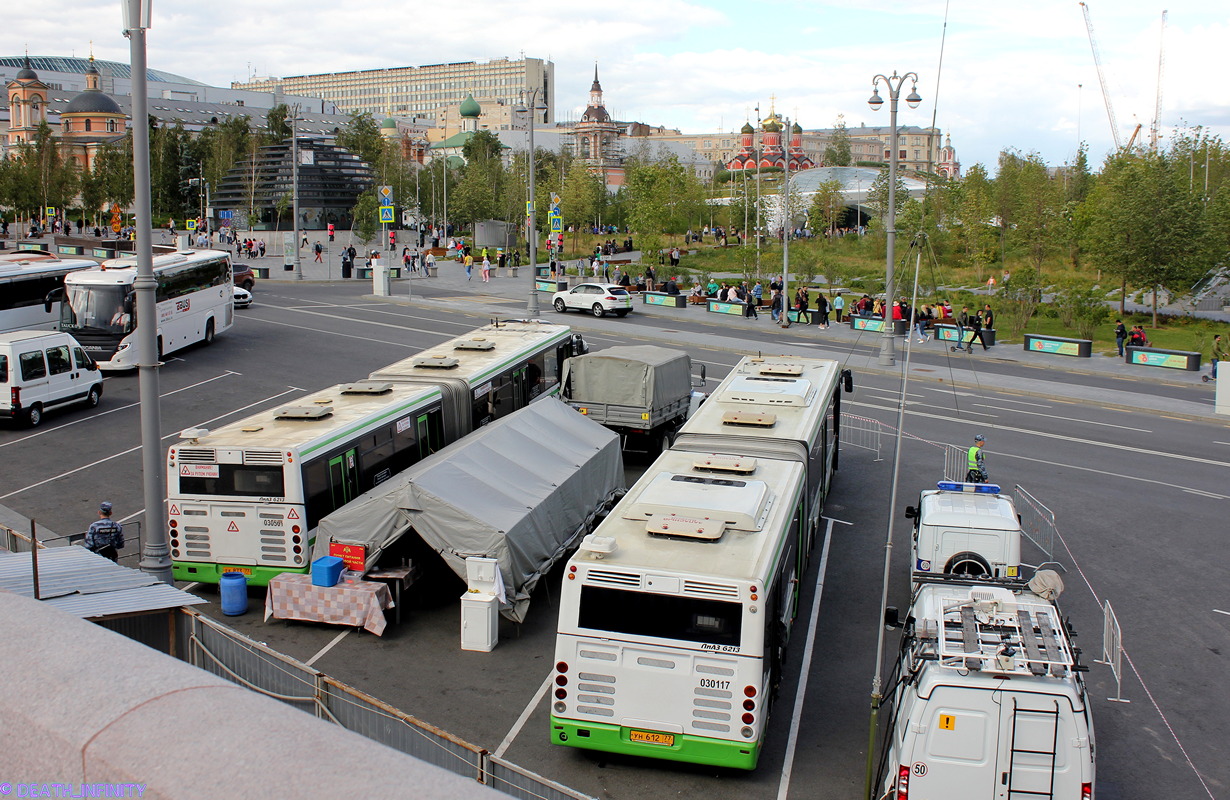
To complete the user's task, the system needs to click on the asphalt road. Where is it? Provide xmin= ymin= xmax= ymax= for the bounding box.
xmin=2 ymin=280 xmax=1227 ymax=800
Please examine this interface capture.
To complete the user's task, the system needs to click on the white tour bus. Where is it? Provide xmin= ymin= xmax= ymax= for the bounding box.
xmin=53 ymin=249 xmax=234 ymax=368
xmin=167 ymin=321 xmax=588 ymax=585
xmin=551 ymin=355 xmax=850 ymax=770
xmin=879 ymin=577 xmax=1095 ymax=800
xmin=0 ymin=250 xmax=97 ymax=333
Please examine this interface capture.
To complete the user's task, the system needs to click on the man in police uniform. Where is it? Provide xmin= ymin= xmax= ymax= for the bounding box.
xmin=966 ymin=434 xmax=988 ymax=483
xmin=86 ymin=502 xmax=124 ymax=563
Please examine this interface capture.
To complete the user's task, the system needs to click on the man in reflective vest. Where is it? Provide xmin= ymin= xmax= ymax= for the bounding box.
xmin=966 ymin=434 xmax=988 ymax=483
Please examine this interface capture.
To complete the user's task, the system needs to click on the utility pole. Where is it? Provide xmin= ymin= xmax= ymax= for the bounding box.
xmin=123 ymin=0 xmax=171 ymax=584
xmin=290 ymin=104 xmax=303 ymax=280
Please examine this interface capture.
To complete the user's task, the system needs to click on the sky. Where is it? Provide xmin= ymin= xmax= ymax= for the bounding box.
xmin=11 ymin=0 xmax=1229 ymax=174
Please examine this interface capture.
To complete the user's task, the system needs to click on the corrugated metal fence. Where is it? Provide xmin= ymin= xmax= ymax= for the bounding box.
xmin=177 ymin=609 xmax=593 ymax=800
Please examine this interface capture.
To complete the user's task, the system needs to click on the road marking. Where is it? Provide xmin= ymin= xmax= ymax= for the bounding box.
xmin=852 ymin=400 xmax=1230 ymax=470
xmin=1183 ymin=488 xmax=1225 ymax=499
xmin=306 ymin=629 xmax=351 ymax=667
xmin=181 ymin=582 xmax=198 ymax=592
xmin=1214 ymin=609 xmax=1230 ymax=617
xmin=944 ymin=391 xmax=1052 ymax=408
xmin=0 ymin=371 xmax=241 ymax=450
xmin=241 ymin=314 xmax=431 ymax=347
xmin=778 ymin=518 xmax=836 ymax=800
xmin=971 ymin=403 xmax=1147 ymax=432
xmin=495 ymin=672 xmax=553 ymax=759
xmin=253 ymin=304 xmax=471 ymax=336
xmin=0 ymin=387 xmax=303 ymax=500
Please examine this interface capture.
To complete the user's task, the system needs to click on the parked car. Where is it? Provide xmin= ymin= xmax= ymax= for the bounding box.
xmin=0 ymin=330 xmax=103 ymax=427
xmin=233 ymin=286 xmax=253 ymax=308
xmin=552 ymin=283 xmax=633 ymax=318
xmin=232 ymin=263 xmax=255 ymax=291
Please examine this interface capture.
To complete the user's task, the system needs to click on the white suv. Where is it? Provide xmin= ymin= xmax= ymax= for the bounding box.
xmin=552 ymin=283 xmax=633 ymax=318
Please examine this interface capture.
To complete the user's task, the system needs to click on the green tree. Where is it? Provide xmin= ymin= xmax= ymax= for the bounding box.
xmin=823 ymin=115 xmax=852 ymax=166
xmin=807 ymin=179 xmax=845 ymax=236
xmin=336 ymin=111 xmax=384 ymax=167
xmin=949 ymin=164 xmax=997 ymax=280
xmin=352 ymin=191 xmax=379 ymax=247
xmin=868 ymin=167 xmax=907 ymax=222
xmin=1005 ymin=150 xmax=1063 ymax=279
xmin=264 ymin=104 xmax=293 ymax=144
xmin=8 ymin=122 xmax=79 ymax=218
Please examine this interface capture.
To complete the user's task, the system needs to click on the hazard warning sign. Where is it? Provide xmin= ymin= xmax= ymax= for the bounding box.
xmin=227 ymin=521 xmax=239 ymax=532
xmin=169 ymin=504 xmax=180 ymax=516
xmin=287 ymin=508 xmax=300 ymax=519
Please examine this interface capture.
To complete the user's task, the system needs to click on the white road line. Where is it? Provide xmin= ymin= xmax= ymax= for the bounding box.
xmin=0 ymin=387 xmax=303 ymax=500
xmin=495 ymin=672 xmax=553 ymax=759
xmin=853 ymin=400 xmax=1230 ymax=469
xmin=0 ymin=371 xmax=241 ymax=450
xmin=181 ymin=582 xmax=199 ymax=593
xmin=253 ymin=304 xmax=461 ymax=336
xmin=778 ymin=519 xmax=836 ymax=800
xmin=1214 ymin=609 xmax=1230 ymax=617
xmin=851 ymin=399 xmax=997 ymax=418
xmin=305 ymin=629 xmax=351 ymax=667
xmin=240 ymin=315 xmax=427 ymax=347
xmin=995 ymin=449 xmax=1230 ymax=500
xmin=970 ymin=403 xmax=1147 ymax=432
xmin=1183 ymin=488 xmax=1225 ymax=499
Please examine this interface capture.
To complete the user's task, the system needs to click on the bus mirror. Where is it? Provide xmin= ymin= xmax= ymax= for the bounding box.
xmin=693 ymin=362 xmax=706 ymax=388
xmin=884 ymin=606 xmax=902 ymax=629
xmin=44 ymin=286 xmax=63 ymax=313
xmin=841 ymin=369 xmax=853 ymax=393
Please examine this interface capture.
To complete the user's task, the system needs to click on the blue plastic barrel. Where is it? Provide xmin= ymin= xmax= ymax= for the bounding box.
xmin=219 ymin=572 xmax=249 ymax=616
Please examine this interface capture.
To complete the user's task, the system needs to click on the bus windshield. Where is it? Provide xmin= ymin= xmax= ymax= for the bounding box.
xmin=61 ymin=284 xmax=134 ymax=336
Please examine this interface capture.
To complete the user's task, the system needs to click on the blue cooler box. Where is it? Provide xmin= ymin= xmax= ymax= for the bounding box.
xmin=311 ymin=556 xmax=345 ymax=587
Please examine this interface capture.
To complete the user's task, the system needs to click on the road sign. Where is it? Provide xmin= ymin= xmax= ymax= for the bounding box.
xmin=551 ymin=193 xmax=560 ymax=205
xmin=46 ymin=207 xmax=56 ymax=218
xmin=379 ymin=206 xmax=395 ymax=224
xmin=526 ymin=201 xmax=535 ymax=217
xmin=379 ymin=185 xmax=394 ymax=205
xmin=549 ymin=204 xmax=561 ymax=216
xmin=550 ymin=217 xmax=562 ymax=232
xmin=186 ymin=219 xmax=197 ymax=231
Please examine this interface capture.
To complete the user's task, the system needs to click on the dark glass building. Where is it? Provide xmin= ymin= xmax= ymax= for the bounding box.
xmin=213 ymin=137 xmax=374 ymax=231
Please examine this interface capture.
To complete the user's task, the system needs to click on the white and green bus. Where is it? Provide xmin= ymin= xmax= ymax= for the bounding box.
xmin=54 ymin=249 xmax=234 ymax=369
xmin=167 ymin=320 xmax=587 ymax=585
xmin=551 ymin=355 xmax=850 ymax=769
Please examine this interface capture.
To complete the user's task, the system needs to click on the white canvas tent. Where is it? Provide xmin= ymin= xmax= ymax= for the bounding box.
xmin=313 ymin=398 xmax=624 ymax=622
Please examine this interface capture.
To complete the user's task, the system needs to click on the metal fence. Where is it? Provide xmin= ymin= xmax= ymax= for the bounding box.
xmin=839 ymin=413 xmax=969 ymax=480
xmin=176 ymin=609 xmax=594 ymax=800
xmin=1012 ymin=483 xmax=1057 ymax=561
xmin=0 ymin=523 xmax=40 ymax=553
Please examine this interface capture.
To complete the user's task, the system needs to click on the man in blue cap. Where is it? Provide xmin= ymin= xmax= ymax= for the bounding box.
xmin=85 ymin=501 xmax=124 ymax=563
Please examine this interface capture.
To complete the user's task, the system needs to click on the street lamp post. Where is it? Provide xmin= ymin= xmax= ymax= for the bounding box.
xmin=867 ymin=70 xmax=921 ymax=366
xmin=290 ymin=104 xmax=303 ymax=280
xmin=780 ymin=115 xmax=792 ymax=329
xmin=755 ymin=105 xmax=762 ymax=275
xmin=516 ymin=89 xmax=547 ymax=317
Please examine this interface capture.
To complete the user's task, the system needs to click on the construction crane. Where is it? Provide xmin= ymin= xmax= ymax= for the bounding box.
xmin=1150 ymin=10 xmax=1168 ymax=151
xmin=1079 ymin=2 xmax=1122 ymax=150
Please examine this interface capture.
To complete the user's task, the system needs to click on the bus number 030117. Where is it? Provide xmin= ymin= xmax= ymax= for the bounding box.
xmin=698 ymin=679 xmax=731 ymax=690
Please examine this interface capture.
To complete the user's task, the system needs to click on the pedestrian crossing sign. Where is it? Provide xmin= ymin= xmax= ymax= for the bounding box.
xmin=186 ymin=219 xmax=197 ymax=231
xmin=550 ymin=217 xmax=562 ymax=232
xmin=379 ymin=205 xmax=395 ymax=223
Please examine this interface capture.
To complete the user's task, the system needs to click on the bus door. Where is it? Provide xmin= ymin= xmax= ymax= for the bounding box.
xmin=512 ymin=366 xmax=528 ymax=409
xmin=416 ymin=413 xmax=435 ymax=459
xmin=327 ymin=449 xmax=359 ymax=507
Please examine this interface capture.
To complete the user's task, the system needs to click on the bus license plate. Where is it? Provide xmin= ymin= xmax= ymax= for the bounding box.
xmin=222 ymin=567 xmax=252 ymax=576
xmin=629 ymin=730 xmax=675 ymax=747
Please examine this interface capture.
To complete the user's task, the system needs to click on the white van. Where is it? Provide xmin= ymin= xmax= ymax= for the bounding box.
xmin=907 ymin=481 xmax=1022 ymax=581
xmin=0 ymin=331 xmax=103 ymax=427
xmin=880 ymin=575 xmax=1095 ymax=800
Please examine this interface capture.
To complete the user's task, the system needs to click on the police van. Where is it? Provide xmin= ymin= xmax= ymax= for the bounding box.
xmin=907 ymin=482 xmax=1022 ymax=582
xmin=0 ymin=330 xmax=103 ymax=427
xmin=879 ymin=573 xmax=1095 ymax=800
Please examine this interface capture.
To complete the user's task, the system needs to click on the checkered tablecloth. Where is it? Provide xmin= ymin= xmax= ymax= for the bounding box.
xmin=264 ymin=573 xmax=394 ymax=636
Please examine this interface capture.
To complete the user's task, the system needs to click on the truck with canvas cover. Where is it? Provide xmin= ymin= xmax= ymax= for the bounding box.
xmin=879 ymin=572 xmax=1095 ymax=800
xmin=561 ymin=344 xmax=704 ymax=453
xmin=906 ymin=481 xmax=1022 ymax=582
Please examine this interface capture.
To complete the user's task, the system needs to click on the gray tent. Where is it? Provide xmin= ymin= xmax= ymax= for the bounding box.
xmin=313 ymin=397 xmax=623 ymax=622
xmin=563 ymin=345 xmax=694 ymax=412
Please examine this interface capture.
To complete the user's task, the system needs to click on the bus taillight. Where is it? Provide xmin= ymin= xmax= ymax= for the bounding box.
xmin=291 ymin=525 xmax=300 ymax=534
xmin=744 ymin=685 xmax=757 ymax=698
xmin=556 ymin=661 xmax=568 ymax=673
xmin=168 ymin=519 xmax=177 ymax=528
xmin=741 ymin=713 xmax=754 ymax=724
xmin=896 ymin=764 xmax=910 ymax=799
xmin=743 ymin=699 xmax=755 ymax=711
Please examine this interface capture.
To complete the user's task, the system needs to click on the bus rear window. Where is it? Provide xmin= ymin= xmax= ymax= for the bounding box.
xmin=578 ymin=585 xmax=742 ymax=647
xmin=178 ymin=464 xmax=286 ymax=497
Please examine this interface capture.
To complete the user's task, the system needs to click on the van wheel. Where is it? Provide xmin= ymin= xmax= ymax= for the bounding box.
xmin=25 ymin=403 xmax=43 ymax=428
xmin=86 ymin=386 xmax=102 ymax=408
xmin=946 ymin=551 xmax=992 ymax=577
xmin=203 ymin=319 xmax=215 ymax=345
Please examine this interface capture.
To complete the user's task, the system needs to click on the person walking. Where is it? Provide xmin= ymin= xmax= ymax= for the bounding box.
xmin=795 ymin=287 xmax=810 ymax=324
xmin=816 ymin=292 xmax=830 ymax=328
xmin=833 ymin=292 xmax=845 ymax=324
xmin=966 ymin=434 xmax=988 ymax=483
xmin=85 ymin=501 xmax=124 ymax=563
xmin=770 ymin=289 xmax=783 ymax=323
xmin=313 ymin=241 xmax=324 ymax=263
xmin=954 ymin=305 xmax=974 ymax=352
xmin=1114 ymin=319 xmax=1128 ymax=357
xmin=1209 ymin=334 xmax=1224 ymax=382
xmin=464 ymin=252 xmax=474 ymax=281
xmin=481 ymin=255 xmax=491 ymax=282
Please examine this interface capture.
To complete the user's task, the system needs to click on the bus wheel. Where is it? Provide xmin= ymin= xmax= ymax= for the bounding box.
xmin=156 ymin=337 xmax=164 ymax=360
xmin=25 ymin=403 xmax=43 ymax=428
xmin=204 ymin=319 xmax=215 ymax=345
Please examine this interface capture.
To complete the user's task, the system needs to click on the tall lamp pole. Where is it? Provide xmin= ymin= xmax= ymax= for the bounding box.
xmin=517 ymin=89 xmax=546 ymax=317
xmin=290 ymin=104 xmax=303 ymax=280
xmin=867 ymin=71 xmax=921 ymax=366
xmin=122 ymin=0 xmax=171 ymax=584
xmin=754 ymin=105 xmax=762 ymax=275
xmin=780 ymin=115 xmax=792 ymax=328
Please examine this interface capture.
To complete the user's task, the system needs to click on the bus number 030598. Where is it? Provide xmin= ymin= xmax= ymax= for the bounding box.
xmin=698 ymin=679 xmax=731 ymax=690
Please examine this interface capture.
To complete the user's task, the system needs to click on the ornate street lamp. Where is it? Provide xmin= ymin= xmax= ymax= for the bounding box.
xmin=867 ymin=71 xmax=921 ymax=366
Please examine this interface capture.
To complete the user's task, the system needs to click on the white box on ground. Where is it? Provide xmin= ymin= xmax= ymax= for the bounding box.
xmin=1216 ymin=375 xmax=1229 ymax=415
xmin=460 ymin=556 xmax=502 ymax=651
xmin=372 ymin=261 xmax=390 ymax=296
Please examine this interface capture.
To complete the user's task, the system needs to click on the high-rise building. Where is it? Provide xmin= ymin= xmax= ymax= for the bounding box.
xmin=232 ymin=57 xmax=554 ymax=127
